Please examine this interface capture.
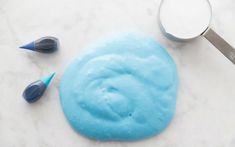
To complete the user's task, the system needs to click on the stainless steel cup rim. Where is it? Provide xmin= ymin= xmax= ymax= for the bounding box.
xmin=158 ymin=0 xmax=213 ymax=41
xmin=158 ymin=0 xmax=235 ymax=64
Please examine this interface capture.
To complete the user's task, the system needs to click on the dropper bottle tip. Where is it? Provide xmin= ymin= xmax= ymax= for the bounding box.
xmin=41 ymin=72 xmax=56 ymax=87
xmin=19 ymin=42 xmax=35 ymax=50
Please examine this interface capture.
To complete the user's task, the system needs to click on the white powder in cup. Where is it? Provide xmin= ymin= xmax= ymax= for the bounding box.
xmin=159 ymin=0 xmax=212 ymax=39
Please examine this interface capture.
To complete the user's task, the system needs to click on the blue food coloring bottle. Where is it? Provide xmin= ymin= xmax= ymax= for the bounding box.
xmin=23 ymin=73 xmax=55 ymax=103
xmin=20 ymin=36 xmax=59 ymax=53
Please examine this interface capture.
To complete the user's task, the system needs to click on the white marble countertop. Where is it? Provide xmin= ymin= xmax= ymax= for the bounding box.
xmin=1 ymin=0 xmax=235 ymax=146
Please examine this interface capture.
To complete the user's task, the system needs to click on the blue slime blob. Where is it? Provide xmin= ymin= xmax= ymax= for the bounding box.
xmin=59 ymin=33 xmax=178 ymax=141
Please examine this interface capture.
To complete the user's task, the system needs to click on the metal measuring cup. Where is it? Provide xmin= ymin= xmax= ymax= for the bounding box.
xmin=159 ymin=0 xmax=235 ymax=64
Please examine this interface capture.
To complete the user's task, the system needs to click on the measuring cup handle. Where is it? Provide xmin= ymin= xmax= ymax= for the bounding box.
xmin=203 ymin=28 xmax=235 ymax=64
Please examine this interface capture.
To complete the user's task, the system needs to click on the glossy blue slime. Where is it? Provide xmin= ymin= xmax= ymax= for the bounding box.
xmin=59 ymin=33 xmax=178 ymax=141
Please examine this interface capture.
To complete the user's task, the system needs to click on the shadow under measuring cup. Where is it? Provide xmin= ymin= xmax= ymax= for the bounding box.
xmin=159 ymin=0 xmax=235 ymax=64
